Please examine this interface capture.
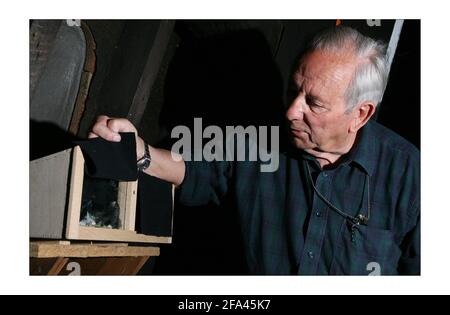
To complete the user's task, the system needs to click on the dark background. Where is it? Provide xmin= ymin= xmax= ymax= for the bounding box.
xmin=30 ymin=20 xmax=420 ymax=274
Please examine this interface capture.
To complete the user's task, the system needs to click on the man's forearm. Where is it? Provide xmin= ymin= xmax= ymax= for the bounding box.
xmin=143 ymin=145 xmax=186 ymax=187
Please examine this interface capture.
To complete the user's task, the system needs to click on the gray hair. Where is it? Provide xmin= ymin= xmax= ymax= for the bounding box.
xmin=307 ymin=26 xmax=389 ymax=111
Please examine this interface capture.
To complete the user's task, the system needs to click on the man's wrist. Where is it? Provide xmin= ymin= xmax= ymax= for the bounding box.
xmin=136 ymin=137 xmax=145 ymax=161
xmin=137 ymin=140 xmax=151 ymax=172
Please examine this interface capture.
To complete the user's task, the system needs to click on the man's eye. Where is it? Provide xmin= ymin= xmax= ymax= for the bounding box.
xmin=310 ymin=103 xmax=327 ymax=113
xmin=306 ymin=97 xmax=321 ymax=109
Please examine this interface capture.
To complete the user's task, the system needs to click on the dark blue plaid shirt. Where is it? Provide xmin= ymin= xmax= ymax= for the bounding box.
xmin=178 ymin=120 xmax=420 ymax=275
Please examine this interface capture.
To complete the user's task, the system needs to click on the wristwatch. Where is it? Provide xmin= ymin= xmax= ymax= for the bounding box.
xmin=137 ymin=141 xmax=151 ymax=172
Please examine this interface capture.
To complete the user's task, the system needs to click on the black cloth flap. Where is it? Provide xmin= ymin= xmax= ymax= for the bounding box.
xmin=136 ymin=172 xmax=173 ymax=237
xmin=75 ymin=132 xmax=138 ymax=181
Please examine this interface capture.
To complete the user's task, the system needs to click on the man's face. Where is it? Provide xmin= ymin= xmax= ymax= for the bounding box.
xmin=286 ymin=50 xmax=358 ymax=154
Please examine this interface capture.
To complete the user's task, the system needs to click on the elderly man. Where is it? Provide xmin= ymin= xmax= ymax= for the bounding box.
xmin=90 ymin=26 xmax=420 ymax=275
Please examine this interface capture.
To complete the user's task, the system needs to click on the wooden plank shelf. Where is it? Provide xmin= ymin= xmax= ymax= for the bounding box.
xmin=30 ymin=240 xmax=160 ymax=275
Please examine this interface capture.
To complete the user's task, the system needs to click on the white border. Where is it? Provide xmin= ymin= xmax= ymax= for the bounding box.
xmin=2 ymin=0 xmax=450 ymax=295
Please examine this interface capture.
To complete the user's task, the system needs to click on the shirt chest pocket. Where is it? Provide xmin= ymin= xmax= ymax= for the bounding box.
xmin=330 ymin=223 xmax=402 ymax=275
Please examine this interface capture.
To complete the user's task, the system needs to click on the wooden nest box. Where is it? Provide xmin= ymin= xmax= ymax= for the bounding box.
xmin=30 ymin=146 xmax=173 ymax=244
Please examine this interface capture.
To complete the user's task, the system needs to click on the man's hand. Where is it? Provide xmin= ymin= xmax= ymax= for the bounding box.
xmin=88 ymin=115 xmax=145 ymax=160
xmin=88 ymin=115 xmax=186 ymax=186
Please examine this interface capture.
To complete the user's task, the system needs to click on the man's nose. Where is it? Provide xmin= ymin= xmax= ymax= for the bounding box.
xmin=286 ymin=94 xmax=305 ymax=122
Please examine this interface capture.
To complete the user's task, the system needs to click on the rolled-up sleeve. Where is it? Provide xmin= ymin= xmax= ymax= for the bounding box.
xmin=178 ymin=160 xmax=232 ymax=207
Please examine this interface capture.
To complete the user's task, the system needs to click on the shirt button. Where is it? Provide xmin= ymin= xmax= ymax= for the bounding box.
xmin=315 ymin=211 xmax=322 ymax=218
xmin=308 ymin=251 xmax=314 ymax=259
xmin=322 ymin=173 xmax=328 ymax=178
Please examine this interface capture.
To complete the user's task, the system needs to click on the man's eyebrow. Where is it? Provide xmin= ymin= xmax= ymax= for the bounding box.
xmin=308 ymin=94 xmax=327 ymax=105
xmin=292 ymin=73 xmax=328 ymax=106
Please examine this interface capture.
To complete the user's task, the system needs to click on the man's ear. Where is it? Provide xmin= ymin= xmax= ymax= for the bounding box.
xmin=350 ymin=101 xmax=376 ymax=133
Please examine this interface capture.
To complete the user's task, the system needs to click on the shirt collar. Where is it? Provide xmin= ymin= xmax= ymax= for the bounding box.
xmin=294 ymin=120 xmax=376 ymax=176
xmin=343 ymin=120 xmax=376 ymax=176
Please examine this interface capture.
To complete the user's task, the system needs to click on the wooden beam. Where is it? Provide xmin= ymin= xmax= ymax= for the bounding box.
xmin=30 ymin=257 xmax=69 ymax=275
xmin=48 ymin=257 xmax=70 ymax=275
xmin=69 ymin=21 xmax=97 ymax=136
xmin=30 ymin=242 xmax=160 ymax=258
xmin=127 ymin=20 xmax=175 ymax=126
xmin=97 ymin=256 xmax=150 ymax=275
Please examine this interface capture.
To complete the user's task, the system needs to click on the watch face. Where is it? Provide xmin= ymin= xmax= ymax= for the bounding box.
xmin=137 ymin=143 xmax=151 ymax=171
xmin=138 ymin=158 xmax=150 ymax=171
